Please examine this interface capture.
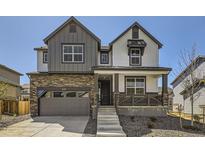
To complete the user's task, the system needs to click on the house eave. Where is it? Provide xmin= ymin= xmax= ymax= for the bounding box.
xmin=92 ymin=66 xmax=172 ymax=72
xmin=0 ymin=64 xmax=23 ymax=76
xmin=27 ymin=71 xmax=94 ymax=76
xmin=171 ymin=55 xmax=205 ymax=86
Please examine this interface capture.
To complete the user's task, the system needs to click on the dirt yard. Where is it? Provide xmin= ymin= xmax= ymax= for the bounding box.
xmin=119 ymin=115 xmax=205 ymax=137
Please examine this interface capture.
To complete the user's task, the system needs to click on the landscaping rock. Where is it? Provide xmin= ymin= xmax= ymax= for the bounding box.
xmin=119 ymin=115 xmax=205 ymax=137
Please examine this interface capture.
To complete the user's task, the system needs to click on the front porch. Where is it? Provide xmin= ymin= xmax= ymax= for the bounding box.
xmin=93 ymin=67 xmax=170 ymax=108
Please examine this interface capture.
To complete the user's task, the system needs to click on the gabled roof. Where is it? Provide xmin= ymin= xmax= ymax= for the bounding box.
xmin=109 ymin=21 xmax=163 ymax=49
xmin=43 ymin=16 xmax=101 ymax=44
xmin=171 ymin=55 xmax=205 ymax=86
xmin=0 ymin=64 xmax=23 ymax=76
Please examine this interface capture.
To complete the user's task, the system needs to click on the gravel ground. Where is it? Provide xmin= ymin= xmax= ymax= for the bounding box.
xmin=119 ymin=115 xmax=205 ymax=137
xmin=83 ymin=116 xmax=97 ymax=137
xmin=0 ymin=114 xmax=31 ymax=128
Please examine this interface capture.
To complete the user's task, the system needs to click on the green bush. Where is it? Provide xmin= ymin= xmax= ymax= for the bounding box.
xmin=150 ymin=117 xmax=157 ymax=122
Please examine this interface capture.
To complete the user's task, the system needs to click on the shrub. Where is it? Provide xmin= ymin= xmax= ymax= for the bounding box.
xmin=193 ymin=114 xmax=201 ymax=123
xmin=150 ymin=117 xmax=157 ymax=122
xmin=147 ymin=122 xmax=154 ymax=129
xmin=183 ymin=125 xmax=201 ymax=131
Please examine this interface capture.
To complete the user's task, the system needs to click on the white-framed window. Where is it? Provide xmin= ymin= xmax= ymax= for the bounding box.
xmin=43 ymin=52 xmax=48 ymax=63
xmin=100 ymin=52 xmax=109 ymax=64
xmin=51 ymin=91 xmax=89 ymax=98
xmin=62 ymin=44 xmax=84 ymax=63
xmin=130 ymin=48 xmax=141 ymax=65
xmin=126 ymin=77 xmax=145 ymax=95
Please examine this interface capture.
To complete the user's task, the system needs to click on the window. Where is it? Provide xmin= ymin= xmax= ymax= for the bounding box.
xmin=100 ymin=52 xmax=109 ymax=64
xmin=50 ymin=91 xmax=89 ymax=98
xmin=70 ymin=24 xmax=76 ymax=33
xmin=126 ymin=77 xmax=145 ymax=95
xmin=130 ymin=48 xmax=141 ymax=66
xmin=53 ymin=92 xmax=64 ymax=97
xmin=43 ymin=52 xmax=48 ymax=63
xmin=78 ymin=92 xmax=89 ymax=98
xmin=62 ymin=45 xmax=84 ymax=63
xmin=65 ymin=92 xmax=76 ymax=97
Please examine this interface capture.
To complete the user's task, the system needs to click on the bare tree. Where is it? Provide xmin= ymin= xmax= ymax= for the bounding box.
xmin=174 ymin=45 xmax=203 ymax=126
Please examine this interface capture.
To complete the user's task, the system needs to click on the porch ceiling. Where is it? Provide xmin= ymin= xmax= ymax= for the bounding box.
xmin=93 ymin=66 xmax=171 ymax=75
xmin=94 ymin=69 xmax=170 ymax=75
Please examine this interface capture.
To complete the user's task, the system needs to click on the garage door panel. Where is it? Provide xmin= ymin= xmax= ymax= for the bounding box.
xmin=40 ymin=97 xmax=90 ymax=116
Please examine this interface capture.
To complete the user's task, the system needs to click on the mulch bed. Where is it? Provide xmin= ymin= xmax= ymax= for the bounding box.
xmin=83 ymin=116 xmax=97 ymax=137
xmin=119 ymin=115 xmax=205 ymax=137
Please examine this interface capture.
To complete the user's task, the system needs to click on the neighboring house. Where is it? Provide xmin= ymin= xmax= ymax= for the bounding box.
xmin=27 ymin=16 xmax=171 ymax=117
xmin=0 ymin=64 xmax=22 ymax=115
xmin=20 ymin=84 xmax=30 ymax=101
xmin=171 ymin=56 xmax=205 ymax=114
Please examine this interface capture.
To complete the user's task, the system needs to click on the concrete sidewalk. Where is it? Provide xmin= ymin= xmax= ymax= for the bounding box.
xmin=96 ymin=106 xmax=126 ymax=137
xmin=0 ymin=116 xmax=89 ymax=137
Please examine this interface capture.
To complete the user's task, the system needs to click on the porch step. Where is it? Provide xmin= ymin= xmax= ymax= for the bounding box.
xmin=96 ymin=106 xmax=126 ymax=137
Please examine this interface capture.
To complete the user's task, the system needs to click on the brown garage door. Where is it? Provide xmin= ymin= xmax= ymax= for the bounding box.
xmin=40 ymin=97 xmax=90 ymax=116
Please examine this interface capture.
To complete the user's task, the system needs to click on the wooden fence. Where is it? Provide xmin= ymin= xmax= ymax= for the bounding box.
xmin=18 ymin=101 xmax=30 ymax=115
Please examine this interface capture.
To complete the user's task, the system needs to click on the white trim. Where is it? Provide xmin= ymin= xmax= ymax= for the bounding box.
xmin=43 ymin=52 xmax=48 ymax=63
xmin=100 ymin=52 xmax=109 ymax=64
xmin=62 ymin=44 xmax=84 ymax=63
xmin=130 ymin=48 xmax=141 ymax=65
xmin=126 ymin=77 xmax=145 ymax=95
xmin=94 ymin=70 xmax=169 ymax=75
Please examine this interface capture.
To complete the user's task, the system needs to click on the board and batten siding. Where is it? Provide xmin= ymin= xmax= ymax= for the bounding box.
xmin=112 ymin=28 xmax=159 ymax=67
xmin=47 ymin=23 xmax=98 ymax=73
xmin=37 ymin=51 xmax=48 ymax=72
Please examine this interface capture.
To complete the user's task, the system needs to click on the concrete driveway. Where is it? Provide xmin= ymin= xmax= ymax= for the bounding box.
xmin=0 ymin=116 xmax=89 ymax=137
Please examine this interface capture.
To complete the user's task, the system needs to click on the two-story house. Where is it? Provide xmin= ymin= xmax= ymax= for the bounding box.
xmin=171 ymin=56 xmax=205 ymax=115
xmin=0 ymin=64 xmax=22 ymax=115
xmin=27 ymin=17 xmax=171 ymax=117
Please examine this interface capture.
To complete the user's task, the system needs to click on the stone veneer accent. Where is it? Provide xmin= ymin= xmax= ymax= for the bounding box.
xmin=30 ymin=73 xmax=96 ymax=116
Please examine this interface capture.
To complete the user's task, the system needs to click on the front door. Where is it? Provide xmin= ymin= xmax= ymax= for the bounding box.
xmin=100 ymin=80 xmax=111 ymax=105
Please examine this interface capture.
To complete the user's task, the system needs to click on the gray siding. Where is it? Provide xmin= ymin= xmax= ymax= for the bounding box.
xmin=47 ymin=22 xmax=98 ymax=72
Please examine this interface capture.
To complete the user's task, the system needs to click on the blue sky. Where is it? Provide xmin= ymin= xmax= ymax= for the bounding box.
xmin=0 ymin=16 xmax=205 ymax=86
